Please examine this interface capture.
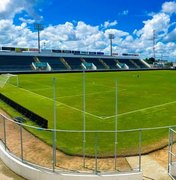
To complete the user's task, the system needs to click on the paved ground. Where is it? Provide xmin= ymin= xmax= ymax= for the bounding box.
xmin=126 ymin=155 xmax=171 ymax=180
xmin=0 ymin=159 xmax=23 ymax=180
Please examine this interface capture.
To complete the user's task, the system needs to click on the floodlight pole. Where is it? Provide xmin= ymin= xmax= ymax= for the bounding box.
xmin=52 ymin=77 xmax=57 ymax=171
xmin=114 ymin=80 xmax=118 ymax=170
xmin=109 ymin=34 xmax=115 ymax=56
xmin=34 ymin=23 xmax=44 ymax=53
xmin=153 ymin=30 xmax=156 ymax=60
xmin=82 ymin=70 xmax=86 ymax=168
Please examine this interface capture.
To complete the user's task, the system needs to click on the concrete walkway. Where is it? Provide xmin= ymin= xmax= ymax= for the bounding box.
xmin=126 ymin=155 xmax=171 ymax=180
xmin=0 ymin=159 xmax=24 ymax=180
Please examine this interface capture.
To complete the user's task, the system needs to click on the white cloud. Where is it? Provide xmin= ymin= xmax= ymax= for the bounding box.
xmin=105 ymin=29 xmax=129 ymax=37
xmin=19 ymin=17 xmax=35 ymax=24
xmin=103 ymin=20 xmax=118 ymax=28
xmin=75 ymin=21 xmax=99 ymax=39
xmin=118 ymin=10 xmax=129 ymax=16
xmin=162 ymin=1 xmax=176 ymax=14
xmin=0 ymin=0 xmax=10 ymax=12
xmin=135 ymin=13 xmax=170 ymax=40
xmin=164 ymin=28 xmax=176 ymax=41
xmin=0 ymin=1 xmax=176 ymax=60
xmin=0 ymin=17 xmax=174 ymax=58
xmin=0 ymin=0 xmax=41 ymax=20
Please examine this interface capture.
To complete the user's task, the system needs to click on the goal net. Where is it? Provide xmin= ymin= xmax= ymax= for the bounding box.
xmin=0 ymin=74 xmax=19 ymax=88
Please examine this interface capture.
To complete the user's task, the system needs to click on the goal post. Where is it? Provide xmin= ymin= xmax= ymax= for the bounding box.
xmin=0 ymin=73 xmax=19 ymax=88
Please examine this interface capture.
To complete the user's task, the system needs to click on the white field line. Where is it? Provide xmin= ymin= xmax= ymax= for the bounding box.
xmin=34 ymin=88 xmax=127 ymax=99
xmin=8 ymin=84 xmax=176 ymax=120
xmin=57 ymin=90 xmax=116 ymax=99
xmin=104 ymin=100 xmax=176 ymax=119
xmin=33 ymin=87 xmax=52 ymax=91
xmin=10 ymin=85 xmax=104 ymax=119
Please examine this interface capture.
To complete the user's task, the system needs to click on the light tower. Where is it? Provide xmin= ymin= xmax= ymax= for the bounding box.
xmin=34 ymin=23 xmax=44 ymax=53
xmin=109 ymin=34 xmax=115 ymax=56
xmin=152 ymin=30 xmax=156 ymax=60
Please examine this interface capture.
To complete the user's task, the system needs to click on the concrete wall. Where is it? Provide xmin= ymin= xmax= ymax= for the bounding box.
xmin=169 ymin=163 xmax=176 ymax=177
xmin=0 ymin=141 xmax=142 ymax=180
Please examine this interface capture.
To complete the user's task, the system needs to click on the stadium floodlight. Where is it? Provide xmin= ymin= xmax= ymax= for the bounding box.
xmin=109 ymin=34 xmax=115 ymax=56
xmin=34 ymin=23 xmax=44 ymax=53
xmin=152 ymin=30 xmax=156 ymax=60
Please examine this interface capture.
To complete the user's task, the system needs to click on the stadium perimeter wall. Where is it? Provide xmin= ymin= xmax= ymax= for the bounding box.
xmin=0 ymin=93 xmax=48 ymax=128
xmin=0 ymin=141 xmax=142 ymax=180
xmin=0 ymin=67 xmax=173 ymax=75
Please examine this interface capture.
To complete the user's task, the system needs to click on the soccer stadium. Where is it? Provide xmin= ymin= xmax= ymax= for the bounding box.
xmin=0 ymin=45 xmax=176 ymax=180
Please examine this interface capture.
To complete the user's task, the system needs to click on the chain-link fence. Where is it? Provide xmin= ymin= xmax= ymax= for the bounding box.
xmin=168 ymin=128 xmax=176 ymax=179
xmin=0 ymin=113 xmax=144 ymax=175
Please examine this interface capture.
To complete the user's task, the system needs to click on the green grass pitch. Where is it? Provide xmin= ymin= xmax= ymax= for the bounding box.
xmin=1 ymin=70 xmax=176 ymax=156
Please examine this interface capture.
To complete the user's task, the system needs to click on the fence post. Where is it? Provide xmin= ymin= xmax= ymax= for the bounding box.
xmin=52 ymin=77 xmax=57 ymax=169
xmin=168 ymin=128 xmax=171 ymax=173
xmin=3 ymin=116 xmax=7 ymax=150
xmin=94 ymin=131 xmax=98 ymax=174
xmin=52 ymin=129 xmax=56 ymax=172
xmin=20 ymin=124 xmax=23 ymax=161
xmin=114 ymin=80 xmax=118 ymax=170
xmin=170 ymin=129 xmax=174 ymax=165
xmin=82 ymin=70 xmax=86 ymax=168
xmin=139 ymin=129 xmax=142 ymax=172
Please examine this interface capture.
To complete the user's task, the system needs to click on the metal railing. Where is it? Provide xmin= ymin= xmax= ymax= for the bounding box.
xmin=168 ymin=128 xmax=176 ymax=179
xmin=2 ymin=112 xmax=176 ymax=177
xmin=0 ymin=113 xmax=143 ymax=174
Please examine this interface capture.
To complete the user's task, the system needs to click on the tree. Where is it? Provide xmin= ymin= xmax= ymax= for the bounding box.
xmin=144 ymin=57 xmax=155 ymax=64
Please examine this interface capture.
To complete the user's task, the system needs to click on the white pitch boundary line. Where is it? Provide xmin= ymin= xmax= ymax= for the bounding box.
xmin=9 ymin=84 xmax=104 ymax=120
xmin=34 ymin=88 xmax=127 ymax=99
xmin=103 ymin=100 xmax=176 ymax=119
xmin=7 ymin=84 xmax=176 ymax=121
xmin=57 ymin=90 xmax=116 ymax=99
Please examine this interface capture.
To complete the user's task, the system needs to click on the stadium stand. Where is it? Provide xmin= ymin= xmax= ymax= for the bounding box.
xmin=83 ymin=58 xmax=106 ymax=69
xmin=32 ymin=62 xmax=51 ymax=71
xmin=0 ymin=48 xmax=150 ymax=72
xmin=132 ymin=59 xmax=149 ymax=68
xmin=118 ymin=59 xmax=137 ymax=69
xmin=101 ymin=58 xmax=119 ymax=69
xmin=99 ymin=59 xmax=110 ymax=69
xmin=63 ymin=57 xmax=83 ymax=70
xmin=38 ymin=56 xmax=67 ymax=70
xmin=0 ymin=55 xmax=34 ymax=71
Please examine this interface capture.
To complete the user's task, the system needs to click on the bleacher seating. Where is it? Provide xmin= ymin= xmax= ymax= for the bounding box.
xmin=33 ymin=62 xmax=49 ymax=70
xmin=83 ymin=58 xmax=105 ymax=69
xmin=38 ymin=57 xmax=67 ymax=70
xmin=63 ymin=57 xmax=83 ymax=70
xmin=117 ymin=59 xmax=137 ymax=69
xmin=82 ymin=62 xmax=94 ymax=69
xmin=0 ymin=52 xmax=149 ymax=72
xmin=101 ymin=58 xmax=119 ymax=69
xmin=0 ymin=55 xmax=34 ymax=71
xmin=132 ymin=59 xmax=148 ymax=68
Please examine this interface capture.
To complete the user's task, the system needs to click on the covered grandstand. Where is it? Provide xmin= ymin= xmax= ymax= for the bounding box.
xmin=0 ymin=48 xmax=150 ymax=73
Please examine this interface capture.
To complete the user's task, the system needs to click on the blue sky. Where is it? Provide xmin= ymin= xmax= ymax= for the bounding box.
xmin=0 ymin=0 xmax=176 ymax=60
xmin=38 ymin=0 xmax=166 ymax=32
